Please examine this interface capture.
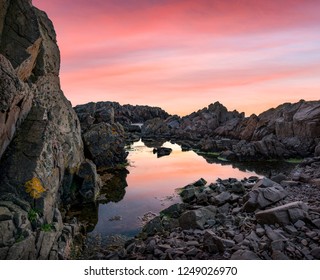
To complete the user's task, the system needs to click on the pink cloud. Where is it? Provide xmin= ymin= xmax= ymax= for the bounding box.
xmin=33 ymin=0 xmax=320 ymax=116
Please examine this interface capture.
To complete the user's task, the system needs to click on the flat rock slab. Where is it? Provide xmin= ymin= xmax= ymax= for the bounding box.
xmin=256 ymin=201 xmax=309 ymax=225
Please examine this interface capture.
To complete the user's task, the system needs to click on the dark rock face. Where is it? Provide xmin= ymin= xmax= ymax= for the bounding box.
xmin=140 ymin=100 xmax=320 ymax=161
xmin=74 ymin=101 xmax=170 ymax=132
xmin=153 ymin=147 xmax=172 ymax=158
xmin=0 ymin=0 xmax=100 ymax=259
xmin=83 ymin=122 xmax=128 ymax=169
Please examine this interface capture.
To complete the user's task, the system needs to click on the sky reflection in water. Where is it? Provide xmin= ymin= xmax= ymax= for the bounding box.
xmin=91 ymin=140 xmax=258 ymax=237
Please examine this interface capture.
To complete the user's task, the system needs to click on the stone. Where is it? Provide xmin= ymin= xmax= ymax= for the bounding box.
xmin=0 ymin=220 xmax=16 ymax=246
xmin=264 ymin=225 xmax=287 ymax=241
xmin=180 ymin=185 xmax=202 ymax=203
xmin=256 ymin=201 xmax=308 ymax=225
xmin=143 ymin=216 xmax=164 ymax=235
xmin=310 ymin=247 xmax=320 ymax=259
xmin=82 ymin=122 xmax=128 ymax=169
xmin=37 ymin=231 xmax=58 ymax=260
xmin=179 ymin=206 xmax=216 ymax=229
xmin=312 ymin=219 xmax=320 ymax=229
xmin=213 ymin=191 xmax=231 ymax=206
xmin=315 ymin=144 xmax=320 ymax=157
xmin=230 ymin=250 xmax=260 ymax=260
xmin=6 ymin=235 xmax=36 ymax=260
xmin=193 ymin=178 xmax=207 ymax=187
xmin=294 ymin=220 xmax=306 ymax=229
xmin=234 ymin=234 xmax=244 ymax=244
xmin=243 ymin=181 xmax=288 ymax=212
xmin=0 ymin=247 xmax=9 ymax=260
xmin=0 ymin=207 xmax=13 ymax=221
xmin=203 ymin=230 xmax=225 ymax=253
xmin=284 ymin=225 xmax=298 ymax=235
xmin=160 ymin=203 xmax=187 ymax=219
xmin=253 ymin=177 xmax=276 ymax=189
xmin=256 ymin=227 xmax=265 ymax=237
xmin=272 ymin=251 xmax=290 ymax=260
xmin=271 ymin=173 xmax=287 ymax=184
xmin=271 ymin=240 xmax=284 ymax=252
xmin=153 ymin=147 xmax=172 ymax=158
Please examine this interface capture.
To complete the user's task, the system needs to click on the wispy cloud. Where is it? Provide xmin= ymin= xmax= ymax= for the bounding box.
xmin=34 ymin=0 xmax=320 ymax=115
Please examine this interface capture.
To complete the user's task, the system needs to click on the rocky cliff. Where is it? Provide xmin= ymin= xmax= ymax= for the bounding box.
xmin=141 ymin=100 xmax=320 ymax=161
xmin=0 ymin=0 xmax=100 ymax=259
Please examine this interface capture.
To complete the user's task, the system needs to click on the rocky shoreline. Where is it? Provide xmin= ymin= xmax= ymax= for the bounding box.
xmin=1 ymin=0 xmax=320 ymax=260
xmin=81 ymin=158 xmax=320 ymax=260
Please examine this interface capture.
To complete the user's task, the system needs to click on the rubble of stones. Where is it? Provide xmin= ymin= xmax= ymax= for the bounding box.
xmin=92 ymin=159 xmax=320 ymax=260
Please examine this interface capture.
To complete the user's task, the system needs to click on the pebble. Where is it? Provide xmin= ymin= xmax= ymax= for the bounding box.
xmin=294 ymin=220 xmax=305 ymax=229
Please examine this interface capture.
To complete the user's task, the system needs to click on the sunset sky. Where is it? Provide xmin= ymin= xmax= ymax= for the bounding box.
xmin=33 ymin=0 xmax=320 ymax=116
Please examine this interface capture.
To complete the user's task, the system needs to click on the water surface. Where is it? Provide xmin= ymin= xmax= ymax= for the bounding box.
xmin=90 ymin=140 xmax=259 ymax=237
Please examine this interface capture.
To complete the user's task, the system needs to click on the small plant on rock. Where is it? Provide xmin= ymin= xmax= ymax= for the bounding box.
xmin=25 ymin=177 xmax=45 ymax=199
xmin=28 ymin=208 xmax=40 ymax=222
xmin=41 ymin=223 xmax=53 ymax=232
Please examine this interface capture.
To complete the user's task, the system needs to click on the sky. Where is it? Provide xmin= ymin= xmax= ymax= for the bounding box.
xmin=33 ymin=0 xmax=320 ymax=116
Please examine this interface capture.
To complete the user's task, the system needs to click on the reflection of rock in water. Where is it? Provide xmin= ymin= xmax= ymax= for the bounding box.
xmin=66 ymin=202 xmax=98 ymax=233
xmin=98 ymin=168 xmax=129 ymax=204
xmin=142 ymin=138 xmax=167 ymax=148
xmin=198 ymin=153 xmax=298 ymax=177
xmin=66 ymin=168 xmax=129 ymax=233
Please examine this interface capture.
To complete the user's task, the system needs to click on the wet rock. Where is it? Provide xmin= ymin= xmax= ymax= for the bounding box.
xmin=180 ymin=184 xmax=205 ymax=203
xmin=256 ymin=201 xmax=309 ymax=225
xmin=153 ymin=147 xmax=172 ymax=158
xmin=193 ymin=178 xmax=207 ymax=187
xmin=143 ymin=216 xmax=164 ymax=236
xmin=160 ymin=203 xmax=187 ymax=219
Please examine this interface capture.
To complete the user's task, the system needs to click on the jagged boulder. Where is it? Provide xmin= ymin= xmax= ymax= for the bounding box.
xmin=178 ymin=205 xmax=216 ymax=229
xmin=83 ymin=122 xmax=128 ymax=169
xmin=256 ymin=201 xmax=309 ymax=225
xmin=243 ymin=178 xmax=288 ymax=212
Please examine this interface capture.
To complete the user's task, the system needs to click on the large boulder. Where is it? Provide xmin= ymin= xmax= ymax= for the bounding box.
xmin=82 ymin=122 xmax=128 ymax=169
xmin=243 ymin=178 xmax=288 ymax=212
xmin=178 ymin=205 xmax=216 ymax=229
xmin=256 ymin=201 xmax=309 ymax=225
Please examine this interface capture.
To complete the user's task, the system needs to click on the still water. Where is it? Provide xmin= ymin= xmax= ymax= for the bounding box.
xmin=89 ymin=140 xmax=260 ymax=238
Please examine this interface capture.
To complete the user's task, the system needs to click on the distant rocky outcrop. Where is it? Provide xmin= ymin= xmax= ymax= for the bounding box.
xmin=141 ymin=100 xmax=320 ymax=161
xmin=74 ymin=101 xmax=170 ymax=132
xmin=0 ymin=0 xmax=100 ymax=259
